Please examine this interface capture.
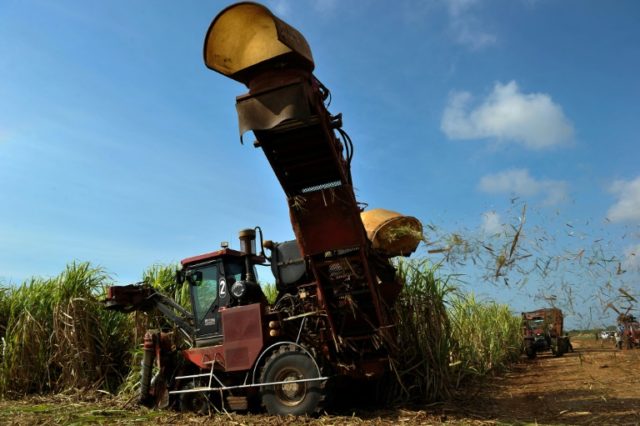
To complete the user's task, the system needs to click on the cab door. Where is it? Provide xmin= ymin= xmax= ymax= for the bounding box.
xmin=189 ymin=262 xmax=224 ymax=341
xmin=188 ymin=257 xmax=255 ymax=344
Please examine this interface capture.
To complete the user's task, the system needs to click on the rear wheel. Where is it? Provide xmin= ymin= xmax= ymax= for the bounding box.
xmin=260 ymin=345 xmax=324 ymax=416
xmin=555 ymin=338 xmax=569 ymax=357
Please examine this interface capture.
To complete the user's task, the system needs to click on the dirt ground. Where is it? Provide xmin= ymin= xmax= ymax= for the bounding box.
xmin=1 ymin=336 xmax=639 ymax=425
xmin=450 ymin=336 xmax=640 ymax=425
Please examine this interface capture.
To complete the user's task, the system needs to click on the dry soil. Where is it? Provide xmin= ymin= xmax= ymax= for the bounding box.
xmin=1 ymin=336 xmax=638 ymax=425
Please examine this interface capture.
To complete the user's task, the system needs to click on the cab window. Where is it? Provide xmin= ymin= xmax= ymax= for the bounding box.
xmin=225 ymin=260 xmax=244 ymax=284
xmin=223 ymin=260 xmax=259 ymax=284
xmin=192 ymin=264 xmax=219 ymax=323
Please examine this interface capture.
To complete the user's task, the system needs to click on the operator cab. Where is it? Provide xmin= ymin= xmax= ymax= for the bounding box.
xmin=179 ymin=245 xmax=266 ymax=347
xmin=525 ymin=317 xmax=545 ymax=335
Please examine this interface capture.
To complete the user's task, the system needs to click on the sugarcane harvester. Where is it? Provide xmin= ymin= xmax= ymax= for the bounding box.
xmin=104 ymin=2 xmax=422 ymax=416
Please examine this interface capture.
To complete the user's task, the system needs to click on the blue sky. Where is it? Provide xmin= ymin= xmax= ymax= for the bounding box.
xmin=1 ymin=0 xmax=638 ymax=328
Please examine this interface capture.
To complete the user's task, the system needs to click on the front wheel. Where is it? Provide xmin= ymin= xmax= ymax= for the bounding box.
xmin=178 ymin=382 xmax=212 ymax=414
xmin=524 ymin=341 xmax=536 ymax=359
xmin=259 ymin=345 xmax=324 ymax=416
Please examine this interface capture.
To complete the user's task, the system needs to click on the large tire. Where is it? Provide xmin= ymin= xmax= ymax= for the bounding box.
xmin=260 ymin=345 xmax=324 ymax=416
xmin=555 ymin=338 xmax=569 ymax=357
xmin=150 ymin=373 xmax=170 ymax=409
xmin=526 ymin=347 xmax=537 ymax=359
xmin=178 ymin=383 xmax=211 ymax=415
xmin=524 ymin=341 xmax=536 ymax=359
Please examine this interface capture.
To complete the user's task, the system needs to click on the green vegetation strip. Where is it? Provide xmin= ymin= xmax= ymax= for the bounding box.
xmin=0 ymin=401 xmax=166 ymax=425
xmin=0 ymin=260 xmax=522 ymax=406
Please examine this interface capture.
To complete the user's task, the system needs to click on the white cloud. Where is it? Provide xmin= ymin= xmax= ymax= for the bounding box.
xmin=445 ymin=0 xmax=496 ymax=50
xmin=270 ymin=0 xmax=334 ymax=18
xmin=521 ymin=0 xmax=541 ymax=8
xmin=313 ymin=0 xmax=338 ymax=14
xmin=479 ymin=168 xmax=568 ymax=206
xmin=269 ymin=0 xmax=292 ymax=17
xmin=480 ymin=169 xmax=539 ymax=196
xmin=607 ymin=176 xmax=640 ymax=223
xmin=480 ymin=211 xmax=504 ymax=235
xmin=441 ymin=81 xmax=574 ymax=150
xmin=446 ymin=0 xmax=480 ymax=16
xmin=622 ymin=244 xmax=640 ymax=272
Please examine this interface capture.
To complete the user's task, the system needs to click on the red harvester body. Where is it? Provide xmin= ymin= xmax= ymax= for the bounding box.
xmin=104 ymin=2 xmax=422 ymax=416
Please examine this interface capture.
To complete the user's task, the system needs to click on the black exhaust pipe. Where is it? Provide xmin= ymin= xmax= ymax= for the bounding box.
xmin=239 ymin=229 xmax=256 ymax=282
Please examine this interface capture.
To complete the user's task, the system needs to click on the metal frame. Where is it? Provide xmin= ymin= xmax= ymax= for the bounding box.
xmin=170 ymin=340 xmax=327 ymax=396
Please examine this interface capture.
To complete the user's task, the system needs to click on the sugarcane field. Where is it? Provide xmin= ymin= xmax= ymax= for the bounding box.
xmin=1 ymin=1 xmax=639 ymax=425
xmin=1 ymin=335 xmax=638 ymax=425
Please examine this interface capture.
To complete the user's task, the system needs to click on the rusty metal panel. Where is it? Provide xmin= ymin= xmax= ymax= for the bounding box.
xmin=182 ymin=345 xmax=225 ymax=370
xmin=221 ymin=303 xmax=264 ymax=372
xmin=522 ymin=308 xmax=564 ymax=337
xmin=289 ymin=187 xmax=366 ymax=256
xmin=236 ymin=81 xmax=311 ymax=136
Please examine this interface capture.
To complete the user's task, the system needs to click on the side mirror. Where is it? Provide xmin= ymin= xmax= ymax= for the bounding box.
xmin=176 ymin=269 xmax=185 ymax=285
xmin=186 ymin=270 xmax=203 ymax=286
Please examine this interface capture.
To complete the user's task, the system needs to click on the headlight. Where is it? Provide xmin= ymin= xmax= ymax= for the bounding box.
xmin=231 ymin=281 xmax=247 ymax=299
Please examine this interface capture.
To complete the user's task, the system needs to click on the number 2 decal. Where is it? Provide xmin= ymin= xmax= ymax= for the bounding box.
xmin=219 ymin=278 xmax=226 ymax=297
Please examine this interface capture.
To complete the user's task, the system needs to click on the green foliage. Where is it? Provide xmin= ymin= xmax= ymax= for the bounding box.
xmin=391 ymin=259 xmax=456 ymax=402
xmin=142 ymin=264 xmax=188 ymax=308
xmin=449 ymin=293 xmax=522 ymax=384
xmin=0 ymin=287 xmax=9 ymax=342
xmin=391 ymin=259 xmax=522 ymax=403
xmin=0 ymin=262 xmax=133 ymax=396
xmin=118 ymin=263 xmax=184 ymax=397
xmin=0 ymin=259 xmax=522 ymax=405
xmin=261 ymin=282 xmax=278 ymax=305
xmin=138 ymin=264 xmax=188 ymax=332
xmin=0 ymin=262 xmax=186 ymax=398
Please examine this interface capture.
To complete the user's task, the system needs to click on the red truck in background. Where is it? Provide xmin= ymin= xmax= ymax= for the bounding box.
xmin=616 ymin=313 xmax=640 ymax=349
xmin=522 ymin=308 xmax=571 ymax=359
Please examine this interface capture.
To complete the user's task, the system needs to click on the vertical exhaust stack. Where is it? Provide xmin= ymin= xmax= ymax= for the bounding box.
xmin=238 ymin=228 xmax=256 ymax=255
xmin=239 ymin=228 xmax=257 ymax=282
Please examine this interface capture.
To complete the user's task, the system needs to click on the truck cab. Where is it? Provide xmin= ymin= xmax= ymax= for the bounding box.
xmin=179 ymin=244 xmax=266 ymax=346
xmin=522 ymin=308 xmax=570 ymax=359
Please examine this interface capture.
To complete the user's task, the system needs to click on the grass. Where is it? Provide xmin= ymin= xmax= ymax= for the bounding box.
xmin=0 ymin=263 xmax=189 ymax=398
xmin=0 ymin=393 xmax=503 ymax=425
xmin=391 ymin=259 xmax=522 ymax=403
xmin=0 ymin=259 xmax=523 ymax=407
xmin=448 ymin=293 xmax=522 ymax=384
xmin=0 ymin=395 xmax=168 ymax=425
xmin=0 ymin=262 xmax=133 ymax=396
xmin=261 ymin=282 xmax=278 ymax=304
xmin=391 ymin=259 xmax=456 ymax=402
